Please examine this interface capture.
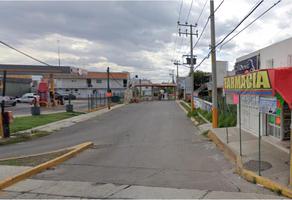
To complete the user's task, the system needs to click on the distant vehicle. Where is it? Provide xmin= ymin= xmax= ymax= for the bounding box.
xmin=16 ymin=93 xmax=40 ymax=103
xmin=56 ymin=92 xmax=76 ymax=100
xmin=54 ymin=92 xmax=64 ymax=101
xmin=63 ymin=94 xmax=77 ymax=100
xmin=0 ymin=96 xmax=17 ymax=107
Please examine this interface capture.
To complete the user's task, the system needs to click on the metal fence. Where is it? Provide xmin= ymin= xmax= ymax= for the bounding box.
xmin=87 ymin=93 xmax=124 ymax=111
xmin=193 ymin=97 xmax=212 ymax=112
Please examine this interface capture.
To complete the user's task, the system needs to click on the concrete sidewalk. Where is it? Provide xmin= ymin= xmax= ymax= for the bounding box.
xmin=2 ymin=179 xmax=281 ymax=199
xmin=212 ymin=127 xmax=290 ymax=187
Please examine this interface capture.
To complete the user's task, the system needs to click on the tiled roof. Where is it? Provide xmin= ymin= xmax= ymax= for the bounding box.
xmin=87 ymin=72 xmax=129 ymax=79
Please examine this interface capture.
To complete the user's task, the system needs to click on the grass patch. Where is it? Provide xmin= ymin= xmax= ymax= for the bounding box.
xmin=0 ymin=131 xmax=50 ymax=146
xmin=0 ymin=150 xmax=69 ymax=166
xmin=10 ymin=112 xmax=83 ymax=133
xmin=194 ymin=108 xmax=236 ymax=128
xmin=180 ymin=102 xmax=191 ymax=112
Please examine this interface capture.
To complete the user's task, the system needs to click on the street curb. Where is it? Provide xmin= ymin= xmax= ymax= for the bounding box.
xmin=176 ymin=100 xmax=211 ymax=126
xmin=0 ymin=146 xmax=74 ymax=162
xmin=177 ymin=100 xmax=292 ymax=198
xmin=176 ymin=101 xmax=199 ymax=125
xmin=207 ymin=130 xmax=292 ymax=198
xmin=0 ymin=141 xmax=93 ymax=190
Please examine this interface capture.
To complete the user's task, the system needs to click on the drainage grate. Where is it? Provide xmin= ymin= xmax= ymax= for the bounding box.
xmin=243 ymin=160 xmax=272 ymax=172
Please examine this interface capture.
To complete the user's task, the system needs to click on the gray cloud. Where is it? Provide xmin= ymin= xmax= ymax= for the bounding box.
xmin=0 ymin=1 xmax=291 ymax=81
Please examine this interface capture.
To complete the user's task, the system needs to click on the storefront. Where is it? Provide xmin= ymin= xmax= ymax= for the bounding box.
xmin=224 ymin=68 xmax=292 ymax=141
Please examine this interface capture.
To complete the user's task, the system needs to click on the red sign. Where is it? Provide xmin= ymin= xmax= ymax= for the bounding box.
xmin=106 ymin=92 xmax=112 ymax=97
xmin=233 ymin=94 xmax=239 ymax=104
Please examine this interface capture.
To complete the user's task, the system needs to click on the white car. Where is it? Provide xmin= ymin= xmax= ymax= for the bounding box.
xmin=0 ymin=96 xmax=17 ymax=107
xmin=16 ymin=93 xmax=40 ymax=103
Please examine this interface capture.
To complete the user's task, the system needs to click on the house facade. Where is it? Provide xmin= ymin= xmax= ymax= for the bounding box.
xmin=53 ymin=71 xmax=130 ymax=98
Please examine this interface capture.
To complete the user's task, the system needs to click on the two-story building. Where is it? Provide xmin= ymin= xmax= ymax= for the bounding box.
xmin=53 ymin=71 xmax=130 ymax=98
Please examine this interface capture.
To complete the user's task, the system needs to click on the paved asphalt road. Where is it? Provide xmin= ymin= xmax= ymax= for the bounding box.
xmin=0 ymin=101 xmax=276 ymax=197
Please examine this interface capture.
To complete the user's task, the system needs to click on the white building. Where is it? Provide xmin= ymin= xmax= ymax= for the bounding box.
xmin=232 ymin=37 xmax=292 ymax=141
xmin=53 ymin=71 xmax=130 ymax=98
xmin=207 ymin=61 xmax=228 ymax=92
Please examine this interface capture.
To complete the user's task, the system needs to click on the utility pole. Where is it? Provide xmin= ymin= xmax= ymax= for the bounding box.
xmin=107 ymin=67 xmax=111 ymax=109
xmin=210 ymin=0 xmax=218 ymax=128
xmin=139 ymin=78 xmax=142 ymax=99
xmin=174 ymin=60 xmax=181 ymax=100
xmin=177 ymin=22 xmax=198 ymax=112
xmin=57 ymin=40 xmax=61 ymax=67
xmin=169 ymin=70 xmax=175 ymax=84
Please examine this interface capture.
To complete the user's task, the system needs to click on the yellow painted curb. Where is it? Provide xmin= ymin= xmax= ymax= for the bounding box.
xmin=0 ymin=141 xmax=93 ymax=190
xmin=176 ymin=100 xmax=189 ymax=114
xmin=0 ymin=147 xmax=75 ymax=162
xmin=207 ymin=130 xmax=292 ymax=198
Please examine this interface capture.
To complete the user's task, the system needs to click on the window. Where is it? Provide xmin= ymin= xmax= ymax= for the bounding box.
xmin=266 ymin=59 xmax=274 ymax=68
xmin=288 ymin=55 xmax=292 ymax=66
xmin=96 ymin=79 xmax=102 ymax=84
xmin=123 ymin=79 xmax=127 ymax=88
xmin=86 ymin=79 xmax=92 ymax=87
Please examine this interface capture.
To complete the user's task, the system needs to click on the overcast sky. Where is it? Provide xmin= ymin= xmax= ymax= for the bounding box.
xmin=0 ymin=0 xmax=291 ymax=82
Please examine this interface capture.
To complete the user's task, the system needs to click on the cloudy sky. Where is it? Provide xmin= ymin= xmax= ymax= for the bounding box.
xmin=0 ymin=0 xmax=291 ymax=82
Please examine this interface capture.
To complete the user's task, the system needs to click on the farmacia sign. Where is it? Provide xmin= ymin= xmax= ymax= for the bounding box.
xmin=224 ymin=70 xmax=272 ymax=95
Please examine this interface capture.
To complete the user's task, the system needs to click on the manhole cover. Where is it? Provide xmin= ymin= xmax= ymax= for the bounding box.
xmin=243 ymin=160 xmax=272 ymax=172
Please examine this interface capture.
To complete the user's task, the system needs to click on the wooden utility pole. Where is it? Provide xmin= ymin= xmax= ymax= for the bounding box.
xmin=210 ymin=0 xmax=218 ymax=128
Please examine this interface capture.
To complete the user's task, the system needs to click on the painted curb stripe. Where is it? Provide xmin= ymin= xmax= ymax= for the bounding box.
xmin=0 ymin=141 xmax=93 ymax=190
xmin=207 ymin=130 xmax=292 ymax=198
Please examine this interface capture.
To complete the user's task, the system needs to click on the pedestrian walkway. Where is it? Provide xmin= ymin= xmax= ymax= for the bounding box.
xmin=212 ymin=127 xmax=290 ymax=187
xmin=1 ymin=179 xmax=280 ymax=199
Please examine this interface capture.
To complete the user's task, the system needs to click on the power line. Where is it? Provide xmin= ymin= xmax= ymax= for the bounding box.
xmin=193 ymin=17 xmax=209 ymax=49
xmin=220 ymin=0 xmax=281 ymax=49
xmin=214 ymin=0 xmax=225 ymax=13
xmin=193 ymin=0 xmax=224 ymax=50
xmin=215 ymin=0 xmax=264 ymax=48
xmin=194 ymin=52 xmax=210 ymax=71
xmin=194 ymin=0 xmax=264 ymax=71
xmin=178 ymin=0 xmax=184 ymax=23
xmin=172 ymin=0 xmax=184 ymax=62
xmin=185 ymin=0 xmax=194 ymax=23
xmin=195 ymin=0 xmax=208 ymax=25
xmin=0 ymin=40 xmax=51 ymax=66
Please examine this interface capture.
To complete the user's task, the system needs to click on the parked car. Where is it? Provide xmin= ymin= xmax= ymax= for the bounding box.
xmin=55 ymin=92 xmax=76 ymax=100
xmin=16 ymin=93 xmax=39 ymax=103
xmin=0 ymin=96 xmax=17 ymax=107
xmin=54 ymin=92 xmax=64 ymax=101
xmin=63 ymin=94 xmax=76 ymax=100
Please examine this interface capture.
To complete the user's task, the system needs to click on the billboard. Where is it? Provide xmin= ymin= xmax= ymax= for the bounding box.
xmin=235 ymin=55 xmax=259 ymax=75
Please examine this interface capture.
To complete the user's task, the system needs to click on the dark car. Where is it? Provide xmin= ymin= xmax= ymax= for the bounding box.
xmin=55 ymin=92 xmax=76 ymax=100
xmin=63 ymin=94 xmax=77 ymax=100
